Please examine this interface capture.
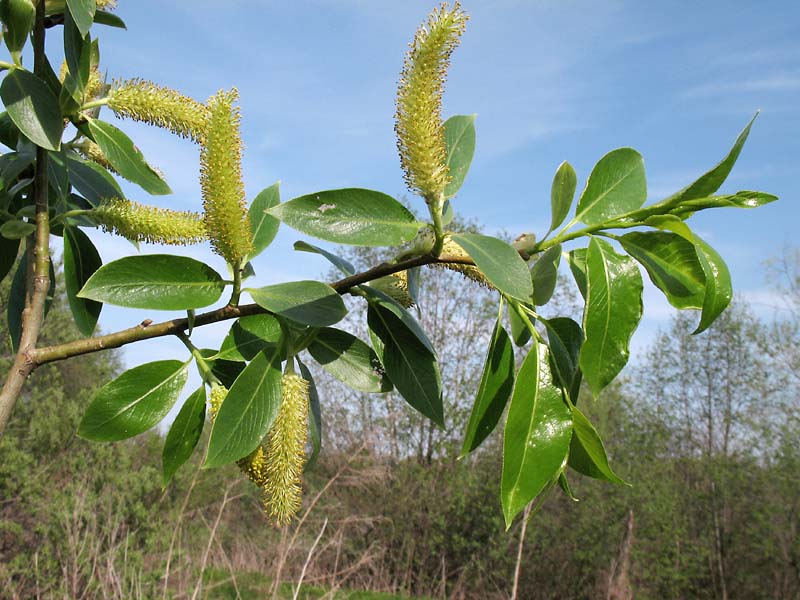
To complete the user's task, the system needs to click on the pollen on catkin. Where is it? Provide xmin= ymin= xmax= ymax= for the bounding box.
xmin=107 ymin=78 xmax=209 ymax=143
xmin=75 ymin=140 xmax=118 ymax=174
xmin=395 ymin=2 xmax=468 ymax=202
xmin=92 ymin=198 xmax=207 ymax=246
xmin=263 ymin=373 xmax=310 ymax=527
xmin=429 ymin=235 xmax=494 ymax=289
xmin=370 ymin=270 xmax=414 ymax=308
xmin=200 ymin=89 xmax=253 ymax=266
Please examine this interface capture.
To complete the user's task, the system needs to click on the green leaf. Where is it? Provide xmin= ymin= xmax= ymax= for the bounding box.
xmin=568 ymin=405 xmax=627 ymax=485
xmin=0 ymin=235 xmax=19 ymax=283
xmin=574 ymin=148 xmax=646 ymax=225
xmin=8 ymin=253 xmax=55 ymax=351
xmin=449 ymin=233 xmax=533 ymax=301
xmin=693 ymin=235 xmax=732 ymax=334
xmin=66 ymin=151 xmax=122 ymax=205
xmin=92 ymin=9 xmax=125 ymax=28
xmin=214 ymin=314 xmax=282 ymax=362
xmin=368 ymin=303 xmax=444 ymax=427
xmin=86 ymin=118 xmax=171 ymax=195
xmin=297 ymin=359 xmax=322 ymax=469
xmin=270 ymin=188 xmax=420 ymax=246
xmin=567 ymin=248 xmax=587 ymax=299
xmin=460 ymin=315 xmax=515 ymax=457
xmin=293 ymin=240 xmax=355 ymax=276
xmin=508 ymin=303 xmax=531 ymax=346
xmin=0 ymin=219 xmax=34 ymax=238
xmin=63 ymin=225 xmax=102 ymax=336
xmin=549 ymin=161 xmax=577 ymax=233
xmin=308 ymin=327 xmax=389 ymax=393
xmin=619 ymin=231 xmax=706 ymax=310
xmin=249 ymin=280 xmax=347 ymax=327
xmin=531 ymin=244 xmax=561 ymax=306
xmin=361 ymin=286 xmax=435 ymax=354
xmin=543 ymin=317 xmax=583 ymax=404
xmin=205 ymin=350 xmax=282 ymax=468
xmin=0 ymin=69 xmax=62 ymax=151
xmin=78 ymin=254 xmax=225 ymax=310
xmin=78 ymin=360 xmax=188 ymax=441
xmin=664 ymin=113 xmax=757 ymax=205
xmin=558 ymin=472 xmax=579 ymax=502
xmin=0 ymin=0 xmax=35 ymax=60
xmin=162 ymin=386 xmax=206 ymax=486
xmin=501 ymin=342 xmax=573 ymax=528
xmin=248 ymin=181 xmax=280 ymax=260
xmin=580 ymin=237 xmax=643 ymax=396
xmin=443 ymin=114 xmax=476 ymax=198
xmin=644 ymin=214 xmax=694 ymax=239
xmin=65 ymin=0 xmax=96 ymax=37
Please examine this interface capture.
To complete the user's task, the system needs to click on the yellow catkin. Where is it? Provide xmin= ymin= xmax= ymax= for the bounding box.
xmin=75 ymin=140 xmax=118 ymax=174
xmin=263 ymin=373 xmax=309 ymax=527
xmin=370 ymin=270 xmax=414 ymax=308
xmin=395 ymin=2 xmax=468 ymax=201
xmin=208 ymin=384 xmax=270 ymax=487
xmin=84 ymin=67 xmax=105 ymax=103
xmin=429 ymin=235 xmax=494 ymax=289
xmin=92 ymin=198 xmax=207 ymax=246
xmin=107 ymin=78 xmax=209 ymax=143
xmin=200 ymin=89 xmax=253 ymax=266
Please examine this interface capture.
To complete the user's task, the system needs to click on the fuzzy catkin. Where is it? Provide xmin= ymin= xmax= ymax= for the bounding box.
xmin=75 ymin=140 xmax=118 ymax=174
xmin=262 ymin=373 xmax=310 ymax=526
xmin=395 ymin=2 xmax=467 ymax=201
xmin=92 ymin=198 xmax=207 ymax=246
xmin=429 ymin=235 xmax=494 ymax=289
xmin=200 ymin=89 xmax=253 ymax=266
xmin=370 ymin=270 xmax=414 ymax=308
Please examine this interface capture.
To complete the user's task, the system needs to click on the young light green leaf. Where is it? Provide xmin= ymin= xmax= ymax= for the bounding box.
xmin=443 ymin=114 xmax=476 ymax=198
xmin=65 ymin=0 xmax=96 ymax=37
xmin=204 ymin=350 xmax=282 ymax=468
xmin=293 ymin=240 xmax=355 ymax=276
xmin=249 ymin=280 xmax=347 ymax=327
xmin=580 ymin=237 xmax=643 ymax=396
xmin=644 ymin=214 xmax=694 ymax=240
xmin=568 ymin=405 xmax=627 ymax=485
xmin=78 ymin=360 xmax=189 ymax=441
xmin=531 ymin=244 xmax=561 ymax=306
xmin=86 ymin=118 xmax=171 ymax=195
xmin=270 ymin=188 xmax=421 ymax=246
xmin=0 ymin=69 xmax=62 ymax=151
xmin=693 ymin=235 xmax=732 ymax=334
xmin=248 ymin=181 xmax=280 ymax=260
xmin=368 ymin=303 xmax=444 ymax=428
xmin=297 ymin=359 xmax=322 ymax=469
xmin=502 ymin=342 xmax=573 ymax=528
xmin=619 ymin=231 xmax=706 ymax=310
xmin=78 ymin=254 xmax=225 ymax=310
xmin=574 ymin=148 xmax=646 ymax=225
xmin=63 ymin=225 xmax=102 ymax=336
xmin=460 ymin=316 xmax=515 ymax=457
xmin=162 ymin=386 xmax=206 ymax=486
xmin=1 ymin=0 xmax=34 ymax=60
xmin=308 ymin=327 xmax=389 ymax=393
xmin=0 ymin=220 xmax=34 ymax=239
xmin=543 ymin=317 xmax=583 ymax=404
xmin=549 ymin=161 xmax=577 ymax=233
xmin=214 ymin=314 xmax=283 ymax=362
xmin=449 ymin=233 xmax=533 ymax=301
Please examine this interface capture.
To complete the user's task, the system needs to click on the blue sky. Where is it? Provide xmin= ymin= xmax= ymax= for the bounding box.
xmin=36 ymin=2 xmax=799 ymax=378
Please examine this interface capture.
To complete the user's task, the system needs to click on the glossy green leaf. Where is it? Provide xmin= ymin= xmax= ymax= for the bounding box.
xmin=664 ymin=114 xmax=757 ymax=205
xmin=214 ymin=314 xmax=282 ymax=362
xmin=508 ymin=303 xmax=531 ymax=346
xmin=368 ymin=303 xmax=444 ymax=427
xmin=0 ymin=235 xmax=19 ymax=283
xmin=248 ymin=181 xmax=280 ymax=260
xmin=63 ymin=225 xmax=102 ymax=336
xmin=460 ymin=316 xmax=515 ymax=457
xmin=450 ymin=233 xmax=533 ymax=301
xmin=501 ymin=342 xmax=573 ymax=528
xmin=549 ymin=161 xmax=577 ymax=233
xmin=543 ymin=317 xmax=583 ymax=404
xmin=580 ymin=237 xmax=643 ymax=396
xmin=86 ymin=118 xmax=171 ymax=195
xmin=66 ymin=151 xmax=122 ymax=205
xmin=92 ymin=9 xmax=125 ymax=28
xmin=568 ymin=405 xmax=627 ymax=485
xmin=269 ymin=188 xmax=420 ymax=246
xmin=644 ymin=214 xmax=694 ymax=240
xmin=205 ymin=349 xmax=282 ymax=468
xmin=574 ymin=148 xmax=646 ymax=225
xmin=249 ymin=280 xmax=347 ymax=327
xmin=693 ymin=235 xmax=732 ymax=334
xmin=361 ymin=286 xmax=435 ymax=354
xmin=78 ymin=360 xmax=189 ymax=441
xmin=0 ymin=219 xmax=34 ymax=238
xmin=443 ymin=114 xmax=476 ymax=198
xmin=1 ymin=0 xmax=35 ymax=60
xmin=531 ymin=244 xmax=561 ymax=306
xmin=293 ymin=240 xmax=355 ymax=276
xmin=8 ymin=253 xmax=55 ymax=351
xmin=308 ymin=327 xmax=389 ymax=393
xmin=619 ymin=231 xmax=706 ymax=310
xmin=567 ymin=248 xmax=587 ymax=299
xmin=0 ymin=69 xmax=62 ymax=151
xmin=297 ymin=359 xmax=322 ymax=469
xmin=66 ymin=0 xmax=96 ymax=37
xmin=558 ymin=472 xmax=579 ymax=502
xmin=162 ymin=386 xmax=206 ymax=486
xmin=78 ymin=254 xmax=225 ymax=310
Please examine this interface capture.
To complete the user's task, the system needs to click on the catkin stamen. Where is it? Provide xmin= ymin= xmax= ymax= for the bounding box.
xmin=92 ymin=198 xmax=207 ymax=246
xmin=429 ymin=236 xmax=494 ymax=289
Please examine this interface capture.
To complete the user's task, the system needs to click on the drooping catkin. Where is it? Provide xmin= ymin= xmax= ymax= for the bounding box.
xmin=370 ymin=270 xmax=414 ymax=308
xmin=395 ymin=2 xmax=468 ymax=202
xmin=262 ymin=373 xmax=309 ymax=526
xmin=107 ymin=78 xmax=209 ymax=143
xmin=92 ymin=198 xmax=207 ymax=246
xmin=429 ymin=235 xmax=494 ymax=289
xmin=200 ymin=89 xmax=253 ymax=266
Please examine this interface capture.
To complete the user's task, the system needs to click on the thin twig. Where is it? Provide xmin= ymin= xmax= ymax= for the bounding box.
xmin=293 ymin=518 xmax=328 ymax=600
